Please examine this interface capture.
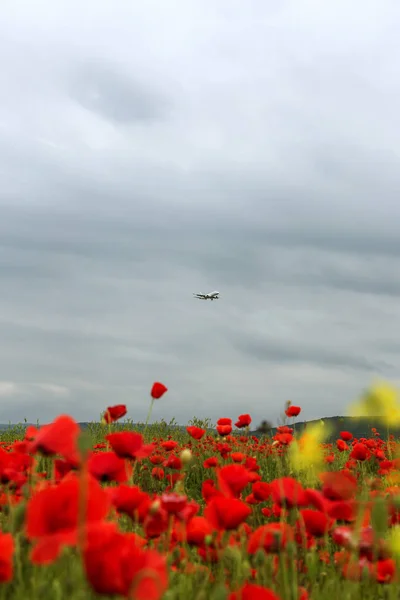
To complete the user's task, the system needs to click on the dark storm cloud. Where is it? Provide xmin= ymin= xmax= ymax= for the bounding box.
xmin=0 ymin=0 xmax=400 ymax=425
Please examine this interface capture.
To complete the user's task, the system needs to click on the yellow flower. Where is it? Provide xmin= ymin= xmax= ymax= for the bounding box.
xmin=288 ymin=422 xmax=331 ymax=480
xmin=386 ymin=525 xmax=400 ymax=557
xmin=347 ymin=381 xmax=400 ymax=427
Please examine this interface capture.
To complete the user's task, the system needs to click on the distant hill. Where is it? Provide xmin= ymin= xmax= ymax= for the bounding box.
xmin=251 ymin=416 xmax=398 ymax=442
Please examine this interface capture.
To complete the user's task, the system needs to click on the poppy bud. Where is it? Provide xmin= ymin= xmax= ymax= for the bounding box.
xmin=254 ymin=549 xmax=267 ymax=567
xmin=149 ymin=499 xmax=161 ymax=515
xmin=180 ymin=448 xmax=193 ymax=465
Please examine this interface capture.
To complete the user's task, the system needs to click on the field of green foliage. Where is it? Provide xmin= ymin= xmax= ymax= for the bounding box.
xmin=0 ymin=381 xmax=399 ymax=599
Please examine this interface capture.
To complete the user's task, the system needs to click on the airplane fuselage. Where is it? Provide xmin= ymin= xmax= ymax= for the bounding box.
xmin=193 ymin=290 xmax=220 ymax=300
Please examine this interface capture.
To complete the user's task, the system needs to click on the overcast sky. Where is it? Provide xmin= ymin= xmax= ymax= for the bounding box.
xmin=1 ymin=0 xmax=400 ymax=427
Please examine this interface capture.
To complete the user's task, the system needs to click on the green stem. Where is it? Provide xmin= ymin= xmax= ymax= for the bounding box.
xmin=143 ymin=398 xmax=155 ymax=438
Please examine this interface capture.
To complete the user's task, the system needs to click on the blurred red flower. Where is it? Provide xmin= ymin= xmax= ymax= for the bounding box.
xmin=186 ymin=426 xmax=206 ymax=440
xmin=106 ymin=432 xmax=154 ymax=461
xmin=270 ymin=477 xmax=307 ymax=509
xmin=215 ymin=417 xmax=232 ymax=436
xmin=83 ymin=521 xmax=168 ymax=599
xmin=217 ymin=464 xmax=253 ymax=498
xmin=25 ymin=473 xmax=110 ymax=564
xmin=103 ymin=405 xmax=127 ymax=424
xmin=235 ymin=414 xmax=252 ymax=428
xmin=204 ymin=496 xmax=251 ymax=530
xmin=298 ymin=509 xmax=332 ymax=538
xmin=185 ymin=516 xmax=213 ymax=546
xmin=28 ymin=415 xmax=80 ymax=462
xmin=350 ymin=443 xmax=370 ymax=462
xmin=285 ymin=406 xmax=301 ymax=418
xmin=0 ymin=532 xmax=14 ymax=582
xmin=252 ymin=481 xmax=271 ymax=502
xmin=229 ymin=582 xmax=281 ymax=600
xmin=248 ymin=522 xmax=294 ymax=554
xmin=336 ymin=439 xmax=349 ymax=452
xmin=107 ymin=484 xmax=151 ymax=523
xmin=217 ymin=418 xmax=232 ymax=426
xmin=87 ymin=452 xmax=129 ymax=484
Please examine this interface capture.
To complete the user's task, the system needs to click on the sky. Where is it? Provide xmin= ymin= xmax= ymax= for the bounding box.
xmin=1 ymin=0 xmax=400 ymax=427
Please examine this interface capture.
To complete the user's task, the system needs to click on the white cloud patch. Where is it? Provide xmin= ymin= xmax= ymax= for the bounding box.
xmin=0 ymin=382 xmax=20 ymax=398
xmin=33 ymin=383 xmax=70 ymax=396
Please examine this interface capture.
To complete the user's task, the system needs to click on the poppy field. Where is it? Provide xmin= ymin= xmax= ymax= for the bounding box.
xmin=1 ymin=381 xmax=400 ymax=599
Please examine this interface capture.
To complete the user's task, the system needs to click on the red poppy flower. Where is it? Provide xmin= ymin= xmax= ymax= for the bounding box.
xmin=320 ymin=471 xmax=358 ymax=501
xmin=25 ymin=473 xmax=110 ymax=564
xmin=229 ymin=582 xmax=281 ymax=600
xmin=270 ymin=477 xmax=307 ymax=509
xmin=204 ymin=496 xmax=251 ymax=530
xmin=285 ymin=406 xmax=301 ymax=418
xmin=235 ymin=414 xmax=252 ymax=428
xmin=87 ymin=452 xmax=129 ymax=483
xmin=327 ymin=499 xmax=357 ymax=522
xmin=276 ymin=426 xmax=293 ymax=434
xmin=28 ymin=415 xmax=80 ymax=462
xmin=0 ymin=447 xmax=31 ymax=486
xmin=186 ymin=426 xmax=206 ymax=440
xmin=185 ymin=516 xmax=213 ymax=546
xmin=340 ymin=431 xmax=353 ymax=441
xmin=202 ymin=479 xmax=223 ymax=502
xmin=150 ymin=382 xmax=168 ymax=399
xmin=248 ymin=522 xmax=294 ymax=554
xmin=144 ymin=508 xmax=169 ymax=539
xmin=217 ymin=418 xmax=232 ymax=426
xmin=151 ymin=467 xmax=164 ymax=480
xmin=107 ymin=485 xmax=151 ymax=522
xmin=336 ymin=439 xmax=349 ymax=452
xmin=216 ymin=424 xmax=232 ymax=436
xmin=298 ymin=509 xmax=332 ymax=537
xmin=273 ymin=433 xmax=293 ymax=445
xmin=376 ymin=558 xmax=396 ymax=583
xmin=83 ymin=521 xmax=168 ymax=600
xmin=54 ymin=457 xmax=77 ymax=481
xmin=350 ymin=443 xmax=370 ymax=462
xmin=106 ymin=432 xmax=154 ymax=461
xmin=160 ymin=493 xmax=188 ymax=516
xmin=230 ymin=452 xmax=246 ymax=463
xmin=149 ymin=454 xmax=164 ymax=465
xmin=161 ymin=440 xmax=178 ymax=452
xmin=217 ymin=464 xmax=253 ymax=498
xmin=298 ymin=588 xmax=309 ymax=600
xmin=203 ymin=457 xmax=218 ymax=469
xmin=0 ymin=532 xmax=14 ymax=582
xmin=252 ymin=481 xmax=271 ymax=501
xmin=163 ymin=454 xmax=182 ymax=470
xmin=103 ymin=405 xmax=127 ymax=424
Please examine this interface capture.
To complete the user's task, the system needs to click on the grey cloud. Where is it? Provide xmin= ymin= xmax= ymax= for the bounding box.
xmin=0 ymin=0 xmax=400 ymax=426
xmin=70 ymin=60 xmax=170 ymax=124
xmin=229 ymin=332 xmax=392 ymax=373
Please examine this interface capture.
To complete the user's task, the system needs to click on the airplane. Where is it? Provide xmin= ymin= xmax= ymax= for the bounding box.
xmin=193 ymin=290 xmax=220 ymax=301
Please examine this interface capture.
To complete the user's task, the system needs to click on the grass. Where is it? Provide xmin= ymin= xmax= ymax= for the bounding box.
xmin=0 ymin=410 xmax=399 ymax=599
